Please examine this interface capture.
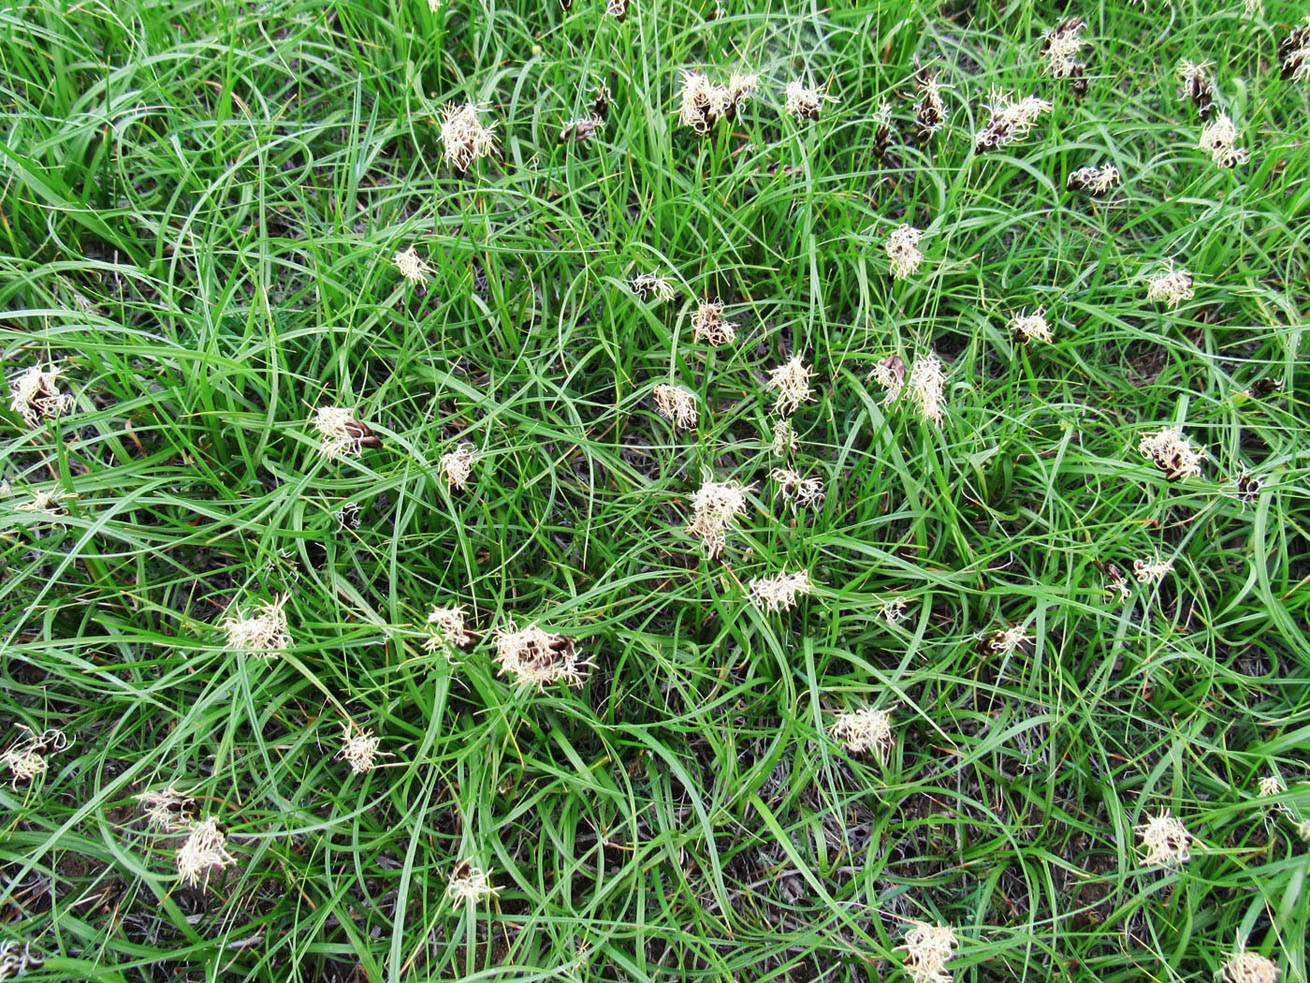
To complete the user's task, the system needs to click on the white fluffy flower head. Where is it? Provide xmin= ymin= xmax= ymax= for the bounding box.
xmin=908 ymin=353 xmax=947 ymax=424
xmin=1138 ymin=427 xmax=1205 ymax=480
xmin=447 ymin=860 xmax=501 ymax=904
xmin=1223 ymin=948 xmax=1280 ymax=983
xmin=886 ymin=224 xmax=925 ymax=279
xmin=1136 ymin=809 xmax=1192 ymax=866
xmin=783 ymin=79 xmax=837 ymax=120
xmin=1009 ymin=307 xmax=1052 ymax=344
xmin=220 ymin=594 xmax=292 ymax=658
xmin=9 ymin=365 xmax=74 ymax=428
xmin=338 ymin=723 xmax=382 ymax=774
xmin=492 ymin=621 xmax=589 ymax=690
xmin=746 ymin=569 xmax=814 ymax=612
xmin=765 ymin=355 xmax=816 ymax=415
xmin=425 ymin=604 xmax=472 ymax=651
xmin=653 ymin=384 xmax=698 ymax=431
xmin=830 ymin=706 xmax=893 ymax=761
xmin=393 ymin=246 xmax=434 ymax=285
xmin=1145 ymin=261 xmax=1196 ymax=307
xmin=897 ymin=921 xmax=959 ymax=983
xmin=1198 ymin=112 xmax=1248 ymax=168
xmin=686 ymin=478 xmax=754 ymax=557
xmin=176 ymin=816 xmax=236 ymax=888
xmin=440 ymin=102 xmax=498 ymax=171
xmin=691 ymin=300 xmax=738 ymax=346
xmin=440 ymin=443 xmax=477 ymax=491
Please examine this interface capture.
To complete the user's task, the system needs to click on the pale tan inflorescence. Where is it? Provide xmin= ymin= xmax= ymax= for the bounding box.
xmin=1009 ymin=308 xmax=1053 ymax=343
xmin=872 ymin=355 xmax=906 ymax=404
xmin=176 ymin=817 xmax=236 ymax=888
xmin=782 ymin=79 xmax=837 ymax=120
xmin=447 ymin=861 xmax=501 ymax=904
xmin=746 ymin=569 xmax=814 ymax=612
xmin=771 ymin=468 xmax=825 ymax=509
xmin=1198 ymin=112 xmax=1248 ymax=168
xmin=885 ymin=224 xmax=925 ymax=279
xmin=1133 ymin=554 xmax=1173 ymax=584
xmin=425 ymin=604 xmax=472 ymax=651
xmin=1138 ymin=427 xmax=1205 ymax=480
xmin=311 ymin=406 xmax=367 ymax=459
xmin=13 ymin=488 xmax=74 ymax=517
xmin=492 ymin=621 xmax=588 ymax=689
xmin=8 ymin=365 xmax=74 ymax=428
xmin=135 ymin=786 xmax=196 ymax=832
xmin=897 ymin=921 xmax=959 ymax=983
xmin=908 ymin=353 xmax=947 ymax=424
xmin=338 ymin=723 xmax=383 ymax=774
xmin=1039 ymin=18 xmax=1086 ymax=79
xmin=393 ymin=246 xmax=435 ymax=285
xmin=975 ymin=90 xmax=1052 ymax=151
xmin=830 ymin=706 xmax=893 ymax=761
xmin=440 ymin=443 xmax=477 ymax=491
xmin=769 ymin=418 xmax=798 ymax=456
xmin=765 ymin=355 xmax=816 ymax=415
xmin=1136 ymin=809 xmax=1193 ymax=866
xmin=686 ymin=478 xmax=754 ymax=558
xmin=677 ymin=71 xmax=756 ymax=133
xmin=653 ymin=384 xmax=698 ymax=430
xmin=1068 ymin=163 xmax=1122 ymax=195
xmin=1223 ymin=950 xmax=1280 ymax=983
xmin=4 ymin=729 xmax=67 ymax=786
xmin=220 ymin=595 xmax=292 ymax=658
xmin=440 ymin=102 xmax=498 ymax=172
xmin=1146 ymin=261 xmax=1196 ymax=307
xmin=691 ymin=300 xmax=738 ymax=345
xmin=630 ymin=271 xmax=677 ymax=303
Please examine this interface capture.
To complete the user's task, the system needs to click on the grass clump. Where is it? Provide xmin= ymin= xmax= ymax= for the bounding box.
xmin=2 ymin=0 xmax=1309 ymax=980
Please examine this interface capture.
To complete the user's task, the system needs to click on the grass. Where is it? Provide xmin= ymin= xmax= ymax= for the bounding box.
xmin=1 ymin=0 xmax=1308 ymax=980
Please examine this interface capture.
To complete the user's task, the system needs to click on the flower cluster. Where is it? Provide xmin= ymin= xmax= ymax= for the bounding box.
xmin=783 ymin=79 xmax=837 ymax=120
xmin=1278 ymin=19 xmax=1310 ymax=81
xmin=630 ymin=271 xmax=676 ymax=302
xmin=769 ymin=418 xmax=798 ymax=456
xmin=1177 ymin=60 xmax=1215 ymax=118
xmin=311 ymin=407 xmax=376 ymax=459
xmin=447 ymin=860 xmax=501 ymax=903
xmin=746 ymin=569 xmax=814 ymax=612
xmin=830 ymin=706 xmax=893 ymax=761
xmin=425 ymin=604 xmax=472 ymax=651
xmin=653 ymin=384 xmax=698 ymax=430
xmin=492 ymin=621 xmax=588 ymax=689
xmin=913 ymin=66 xmax=947 ymax=146
xmin=1198 ymin=112 xmax=1248 ymax=168
xmin=1145 ymin=262 xmax=1195 ymax=307
xmin=686 ymin=478 xmax=754 ymax=557
xmin=765 ymin=355 xmax=816 ymax=415
xmin=1068 ymin=163 xmax=1121 ymax=195
xmin=886 ymin=224 xmax=925 ymax=279
xmin=897 ymin=921 xmax=959 ymax=983
xmin=393 ymin=246 xmax=434 ymax=285
xmin=872 ymin=354 xmax=906 ymax=403
xmin=1223 ymin=949 xmax=1280 ymax=983
xmin=440 ymin=102 xmax=498 ymax=172
xmin=771 ymin=468 xmax=824 ymax=509
xmin=1133 ymin=554 xmax=1173 ymax=584
xmin=1009 ymin=308 xmax=1053 ymax=344
xmin=974 ymin=90 xmax=1052 ymax=152
xmin=8 ymin=365 xmax=74 ymax=428
xmin=440 ymin=443 xmax=477 ymax=490
xmin=176 ymin=816 xmax=236 ymax=888
xmin=3 ymin=729 xmax=67 ymax=787
xmin=220 ymin=594 xmax=292 ymax=658
xmin=1138 ymin=427 xmax=1205 ymax=480
xmin=135 ymin=785 xmax=197 ymax=832
xmin=1135 ymin=809 xmax=1192 ymax=866
xmin=907 ymin=352 xmax=947 ymax=424
xmin=1039 ymin=17 xmax=1088 ymax=88
xmin=338 ymin=723 xmax=383 ymax=774
xmin=677 ymin=71 xmax=757 ymax=133
xmin=691 ymin=300 xmax=738 ymax=345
